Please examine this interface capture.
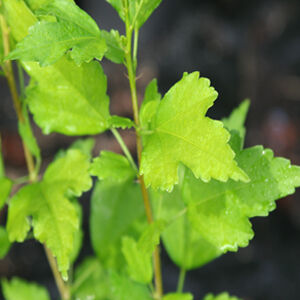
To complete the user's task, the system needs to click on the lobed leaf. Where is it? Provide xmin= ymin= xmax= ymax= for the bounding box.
xmin=7 ymin=149 xmax=92 ymax=279
xmin=2 ymin=277 xmax=50 ymax=300
xmin=8 ymin=0 xmax=107 ymax=66
xmin=152 ymin=145 xmax=300 ymax=269
xmin=90 ymin=151 xmax=136 ymax=183
xmin=140 ymin=72 xmax=249 ymax=191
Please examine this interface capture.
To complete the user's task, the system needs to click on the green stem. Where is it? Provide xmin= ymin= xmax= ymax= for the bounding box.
xmin=124 ymin=10 xmax=164 ymax=299
xmin=176 ymin=268 xmax=186 ymax=293
xmin=133 ymin=28 xmax=139 ymax=71
xmin=17 ymin=61 xmax=25 ymax=99
xmin=111 ymin=128 xmax=138 ymax=172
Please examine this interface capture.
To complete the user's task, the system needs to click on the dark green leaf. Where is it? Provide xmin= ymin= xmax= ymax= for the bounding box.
xmin=0 ymin=226 xmax=11 ymax=259
xmin=110 ymin=272 xmax=152 ymax=300
xmin=90 ymin=180 xmax=146 ymax=270
xmin=72 ymin=257 xmax=111 ymax=300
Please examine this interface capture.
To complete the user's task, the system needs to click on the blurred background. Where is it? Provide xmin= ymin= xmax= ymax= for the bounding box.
xmin=1 ymin=0 xmax=300 ymax=299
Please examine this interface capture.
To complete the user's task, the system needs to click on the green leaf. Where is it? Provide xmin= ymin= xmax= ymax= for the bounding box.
xmin=90 ymin=151 xmax=136 ymax=182
xmin=109 ymin=115 xmax=135 ymax=129
xmin=7 ymin=149 xmax=92 ymax=279
xmin=185 ymin=146 xmax=300 ymax=252
xmin=122 ymin=221 xmax=165 ymax=284
xmin=203 ymin=292 xmax=241 ymax=300
xmin=163 ymin=293 xmax=194 ymax=300
xmin=140 ymin=72 xmax=249 ymax=191
xmin=3 ymin=0 xmax=111 ymax=136
xmin=110 ymin=272 xmax=152 ymax=300
xmin=153 ymin=146 xmax=300 ymax=269
xmin=101 ymin=29 xmax=125 ymax=64
xmin=133 ymin=0 xmax=163 ymax=29
xmin=72 ymin=257 xmax=111 ymax=300
xmin=140 ymin=78 xmax=161 ymax=130
xmin=69 ymin=138 xmax=95 ymax=158
xmin=106 ymin=0 xmax=162 ymax=29
xmin=8 ymin=0 xmax=107 ymax=66
xmin=0 ymin=226 xmax=11 ymax=259
xmin=222 ymin=99 xmax=250 ymax=151
xmin=151 ymin=183 xmax=221 ymax=270
xmin=0 ymin=177 xmax=13 ymax=210
xmin=90 ymin=180 xmax=146 ymax=270
xmin=2 ymin=277 xmax=50 ymax=300
xmin=26 ymin=57 xmax=110 ymax=135
xmin=69 ymin=200 xmax=83 ymax=264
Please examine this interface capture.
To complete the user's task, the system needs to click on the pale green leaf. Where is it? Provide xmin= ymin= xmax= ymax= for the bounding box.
xmin=2 ymin=277 xmax=50 ymax=300
xmin=7 ymin=149 xmax=92 ymax=279
xmin=3 ymin=0 xmax=111 ymax=136
xmin=109 ymin=115 xmax=135 ymax=129
xmin=110 ymin=272 xmax=152 ymax=300
xmin=0 ymin=177 xmax=13 ymax=210
xmin=140 ymin=72 xmax=249 ymax=191
xmin=101 ymin=29 xmax=125 ymax=64
xmin=8 ymin=0 xmax=107 ymax=66
xmin=163 ymin=293 xmax=194 ymax=300
xmin=44 ymin=149 xmax=92 ymax=196
xmin=122 ymin=221 xmax=164 ymax=284
xmin=90 ymin=180 xmax=146 ymax=270
xmin=0 ymin=226 xmax=11 ymax=259
xmin=26 ymin=57 xmax=110 ymax=135
xmin=106 ymin=0 xmax=125 ymax=21
xmin=140 ymin=78 xmax=161 ymax=130
xmin=0 ymin=26 xmax=4 ymax=63
xmin=222 ymin=99 xmax=250 ymax=151
xmin=72 ymin=257 xmax=111 ymax=300
xmin=203 ymin=292 xmax=241 ymax=300
xmin=90 ymin=151 xmax=136 ymax=182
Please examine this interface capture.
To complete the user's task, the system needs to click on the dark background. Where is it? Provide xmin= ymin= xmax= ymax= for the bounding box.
xmin=1 ymin=0 xmax=300 ymax=299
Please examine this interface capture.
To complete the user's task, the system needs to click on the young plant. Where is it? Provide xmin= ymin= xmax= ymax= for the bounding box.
xmin=0 ymin=0 xmax=299 ymax=299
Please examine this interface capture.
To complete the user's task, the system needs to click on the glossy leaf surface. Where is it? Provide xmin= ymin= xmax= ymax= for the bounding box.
xmin=140 ymin=72 xmax=248 ymax=191
xmin=8 ymin=0 xmax=107 ymax=66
